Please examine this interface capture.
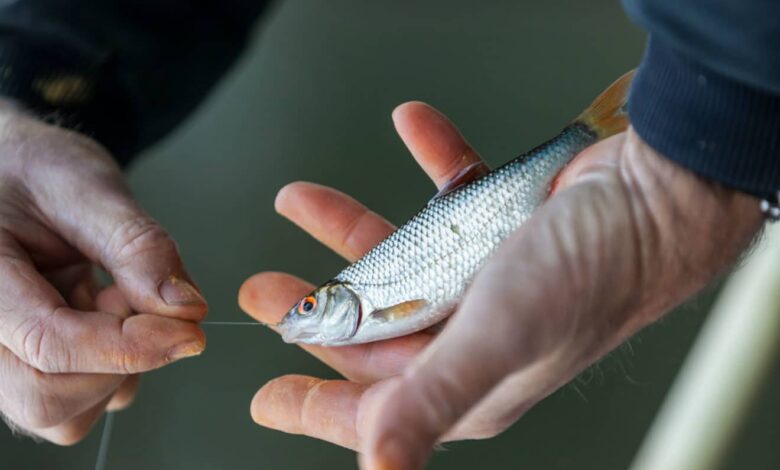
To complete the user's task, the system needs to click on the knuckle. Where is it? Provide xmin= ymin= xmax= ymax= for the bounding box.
xmin=13 ymin=316 xmax=64 ymax=374
xmin=112 ymin=329 xmax=154 ymax=375
xmin=106 ymin=216 xmax=177 ymax=267
xmin=118 ymin=342 xmax=144 ymax=375
xmin=17 ymin=319 xmax=44 ymax=370
xmin=104 ymin=319 xmax=161 ymax=375
xmin=14 ymin=311 xmax=73 ymax=374
xmin=298 ymin=379 xmax=326 ymax=431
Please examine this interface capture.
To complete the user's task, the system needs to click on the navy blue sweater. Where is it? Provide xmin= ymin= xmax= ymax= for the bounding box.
xmin=0 ymin=1 xmax=777 ymax=197
xmin=623 ymin=0 xmax=780 ymax=198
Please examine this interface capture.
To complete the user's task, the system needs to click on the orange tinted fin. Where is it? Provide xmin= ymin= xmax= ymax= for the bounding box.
xmin=432 ymin=162 xmax=490 ymax=200
xmin=370 ymin=299 xmax=429 ymax=322
xmin=549 ymin=170 xmax=564 ymax=195
xmin=575 ymin=69 xmax=635 ymax=139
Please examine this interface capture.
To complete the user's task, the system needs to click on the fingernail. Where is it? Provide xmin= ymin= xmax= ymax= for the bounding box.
xmin=159 ymin=276 xmax=206 ymax=306
xmin=167 ymin=339 xmax=205 ymax=362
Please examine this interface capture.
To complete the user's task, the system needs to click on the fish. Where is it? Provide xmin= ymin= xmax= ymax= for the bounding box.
xmin=277 ymin=70 xmax=635 ymax=346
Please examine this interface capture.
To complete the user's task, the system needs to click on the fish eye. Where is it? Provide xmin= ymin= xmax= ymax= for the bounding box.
xmin=298 ymin=295 xmax=317 ymax=315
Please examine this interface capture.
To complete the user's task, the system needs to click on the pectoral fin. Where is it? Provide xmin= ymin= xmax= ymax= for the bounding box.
xmin=370 ymin=299 xmax=430 ymax=323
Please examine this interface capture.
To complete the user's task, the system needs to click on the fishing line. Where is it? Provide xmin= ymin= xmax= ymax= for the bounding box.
xmin=90 ymin=320 xmax=268 ymax=467
xmin=94 ymin=412 xmax=114 ymax=470
xmin=200 ymin=321 xmax=268 ymax=326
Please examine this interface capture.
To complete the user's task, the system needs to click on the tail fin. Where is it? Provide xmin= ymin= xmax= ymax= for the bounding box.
xmin=575 ymin=69 xmax=635 ymax=139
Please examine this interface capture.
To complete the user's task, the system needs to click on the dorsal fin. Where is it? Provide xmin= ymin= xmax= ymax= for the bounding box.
xmin=431 ymin=162 xmax=490 ymax=200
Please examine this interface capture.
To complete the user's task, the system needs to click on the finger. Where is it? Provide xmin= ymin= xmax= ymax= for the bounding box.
xmin=68 ymin=278 xmax=97 ymax=312
xmin=0 ymin=344 xmax=124 ymax=432
xmin=28 ymin=157 xmax=206 ymax=321
xmin=107 ymin=375 xmax=140 ymax=411
xmin=358 ymin=176 xmax=638 ymax=470
xmin=275 ymin=183 xmax=396 ymax=262
xmin=275 ymin=104 xmax=487 ymax=263
xmin=239 ymin=272 xmax=430 ymax=383
xmin=96 ymin=285 xmax=141 ymax=411
xmin=392 ymin=101 xmax=487 ymax=189
xmin=33 ymin=395 xmax=113 ymax=446
xmin=250 ymin=375 xmax=489 ymax=453
xmin=0 ymin=280 xmax=134 ymax=437
xmin=0 ymin=253 xmax=204 ymax=374
xmin=95 ymin=284 xmax=133 ymax=319
xmin=42 ymin=263 xmax=95 ymax=307
xmin=0 ymin=238 xmax=204 ymax=374
xmin=251 ymin=375 xmax=368 ymax=451
xmin=93 ymin=286 xmax=141 ymax=411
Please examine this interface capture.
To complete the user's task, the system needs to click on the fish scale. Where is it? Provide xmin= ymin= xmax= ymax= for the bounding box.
xmin=277 ymin=70 xmax=635 ymax=345
xmin=332 ymin=125 xmax=597 ymax=342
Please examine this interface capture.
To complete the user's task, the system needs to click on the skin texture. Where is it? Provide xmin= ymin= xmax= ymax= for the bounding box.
xmin=239 ymin=101 xmax=764 ymax=469
xmin=0 ymin=105 xmax=207 ymax=444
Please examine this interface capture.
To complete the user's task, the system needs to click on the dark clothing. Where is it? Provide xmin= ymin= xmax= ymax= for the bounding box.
xmin=0 ymin=1 xmax=777 ymax=197
xmin=0 ymin=1 xmax=272 ymax=163
xmin=624 ymin=0 xmax=780 ymax=198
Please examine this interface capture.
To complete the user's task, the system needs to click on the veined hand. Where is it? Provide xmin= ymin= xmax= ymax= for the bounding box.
xmin=239 ymin=101 xmax=762 ymax=469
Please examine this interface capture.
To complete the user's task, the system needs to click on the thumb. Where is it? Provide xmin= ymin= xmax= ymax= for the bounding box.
xmin=359 ymin=176 xmax=639 ymax=470
xmin=35 ymin=159 xmax=207 ymax=321
xmin=95 ymin=211 xmax=207 ymax=321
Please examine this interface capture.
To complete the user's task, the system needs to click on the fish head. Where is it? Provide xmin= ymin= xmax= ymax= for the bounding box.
xmin=276 ymin=282 xmax=362 ymax=344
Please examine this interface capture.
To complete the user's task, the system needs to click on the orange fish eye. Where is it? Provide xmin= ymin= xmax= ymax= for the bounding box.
xmin=298 ymin=295 xmax=317 ymax=315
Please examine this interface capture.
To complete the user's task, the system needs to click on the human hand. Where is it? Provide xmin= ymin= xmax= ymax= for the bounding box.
xmin=239 ymin=101 xmax=763 ymax=469
xmin=0 ymin=105 xmax=207 ymax=444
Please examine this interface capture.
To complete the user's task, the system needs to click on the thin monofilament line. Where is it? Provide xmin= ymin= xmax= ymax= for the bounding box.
xmin=89 ymin=322 xmax=266 ymax=469
xmin=94 ymin=412 xmax=114 ymax=470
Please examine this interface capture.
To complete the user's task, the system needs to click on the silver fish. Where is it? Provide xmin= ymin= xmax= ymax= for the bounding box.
xmin=278 ymin=70 xmax=635 ymax=346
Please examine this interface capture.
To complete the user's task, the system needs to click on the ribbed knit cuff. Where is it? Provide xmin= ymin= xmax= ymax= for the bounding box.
xmin=629 ymin=37 xmax=780 ymax=198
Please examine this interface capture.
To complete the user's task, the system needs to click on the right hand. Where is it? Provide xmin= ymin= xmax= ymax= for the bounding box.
xmin=0 ymin=104 xmax=207 ymax=444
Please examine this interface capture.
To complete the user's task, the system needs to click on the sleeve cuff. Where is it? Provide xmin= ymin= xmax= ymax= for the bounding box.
xmin=0 ymin=35 xmax=136 ymax=163
xmin=628 ymin=36 xmax=780 ymax=198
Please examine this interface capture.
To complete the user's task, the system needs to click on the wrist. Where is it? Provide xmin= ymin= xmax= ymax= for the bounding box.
xmin=624 ymin=129 xmax=763 ymax=305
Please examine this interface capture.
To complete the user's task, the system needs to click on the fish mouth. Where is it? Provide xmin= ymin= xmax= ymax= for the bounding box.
xmin=277 ymin=317 xmax=319 ymax=344
xmin=280 ymin=329 xmax=318 ymax=344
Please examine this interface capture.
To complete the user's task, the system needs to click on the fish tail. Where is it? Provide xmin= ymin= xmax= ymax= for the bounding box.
xmin=575 ymin=69 xmax=635 ymax=139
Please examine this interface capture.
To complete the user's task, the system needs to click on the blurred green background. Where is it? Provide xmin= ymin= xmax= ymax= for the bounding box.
xmin=2 ymin=0 xmax=778 ymax=469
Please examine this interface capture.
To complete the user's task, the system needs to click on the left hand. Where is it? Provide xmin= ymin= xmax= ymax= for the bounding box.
xmin=239 ymin=102 xmax=762 ymax=469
